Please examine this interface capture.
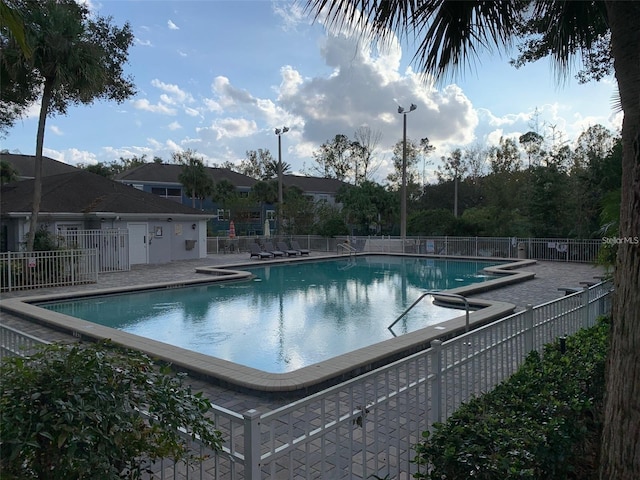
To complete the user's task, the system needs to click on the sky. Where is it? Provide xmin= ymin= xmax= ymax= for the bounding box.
xmin=2 ymin=0 xmax=623 ymax=184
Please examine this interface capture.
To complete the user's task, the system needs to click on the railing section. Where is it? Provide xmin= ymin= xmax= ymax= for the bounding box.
xmin=206 ymin=235 xmax=604 ymax=263
xmin=0 ymin=249 xmax=99 ymax=292
xmin=0 ymin=282 xmax=613 ymax=479
xmin=0 ymin=324 xmax=51 ymax=361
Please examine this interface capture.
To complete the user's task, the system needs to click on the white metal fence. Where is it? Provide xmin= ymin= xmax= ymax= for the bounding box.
xmin=57 ymin=229 xmax=130 ymax=273
xmin=0 ymin=324 xmax=51 ymax=360
xmin=0 ymin=281 xmax=613 ymax=478
xmin=0 ymin=249 xmax=99 ymax=292
xmin=207 ymin=235 xmax=603 ymax=263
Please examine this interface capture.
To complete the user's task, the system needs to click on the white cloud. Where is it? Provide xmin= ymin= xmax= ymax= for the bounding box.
xmin=151 ymin=79 xmax=193 ymax=104
xmin=203 ymin=98 xmax=222 ymax=113
xmin=49 ymin=125 xmax=63 ymax=136
xmin=168 ymin=121 xmax=182 ymax=131
xmin=197 ymin=118 xmax=258 ymax=141
xmin=272 ymin=31 xmax=478 ymax=163
xmin=102 ymin=145 xmax=154 ymax=160
xmin=44 ymin=147 xmax=98 ymax=166
xmin=212 ymin=76 xmax=256 ymax=107
xmin=167 ymin=20 xmax=179 ymax=30
xmin=272 ymin=1 xmax=309 ymax=31
xmin=131 ymin=98 xmax=177 ymax=115
xmin=135 ymin=38 xmax=152 ymax=47
xmin=278 ymin=66 xmax=304 ymax=98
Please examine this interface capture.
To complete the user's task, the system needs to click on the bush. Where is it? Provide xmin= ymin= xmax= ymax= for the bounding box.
xmin=0 ymin=341 xmax=223 ymax=479
xmin=413 ymin=318 xmax=609 ymax=479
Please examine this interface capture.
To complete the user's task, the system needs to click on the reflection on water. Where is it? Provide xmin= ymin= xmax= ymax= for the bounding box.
xmin=41 ymin=257 xmax=502 ymax=373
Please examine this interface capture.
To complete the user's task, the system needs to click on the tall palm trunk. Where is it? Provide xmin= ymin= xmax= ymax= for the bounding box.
xmin=600 ymin=1 xmax=640 ymax=478
xmin=25 ymin=76 xmax=55 ymax=252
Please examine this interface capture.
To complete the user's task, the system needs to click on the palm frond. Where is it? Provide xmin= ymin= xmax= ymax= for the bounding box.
xmin=532 ymin=0 xmax=608 ymax=81
xmin=411 ymin=1 xmax=520 ymax=79
xmin=305 ymin=0 xmax=520 ymax=80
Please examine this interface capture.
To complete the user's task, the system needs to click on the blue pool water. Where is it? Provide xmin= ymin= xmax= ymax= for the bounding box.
xmin=41 ymin=256 xmax=502 ymax=372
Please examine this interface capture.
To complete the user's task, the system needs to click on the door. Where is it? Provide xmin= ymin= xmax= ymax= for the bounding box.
xmin=128 ymin=223 xmax=148 ymax=265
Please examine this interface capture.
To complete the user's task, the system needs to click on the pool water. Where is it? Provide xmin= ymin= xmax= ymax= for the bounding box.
xmin=41 ymin=256 xmax=502 ymax=373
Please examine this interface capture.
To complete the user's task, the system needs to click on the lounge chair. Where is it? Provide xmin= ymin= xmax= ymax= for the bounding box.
xmin=290 ymin=240 xmax=310 ymax=256
xmin=264 ymin=241 xmax=284 ymax=257
xmin=277 ymin=241 xmax=299 ymax=257
xmin=249 ymin=243 xmax=273 ymax=259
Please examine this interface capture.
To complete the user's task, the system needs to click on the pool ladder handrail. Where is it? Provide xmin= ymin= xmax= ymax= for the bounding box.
xmin=388 ymin=290 xmax=470 ymax=334
xmin=337 ymin=242 xmax=357 ymax=256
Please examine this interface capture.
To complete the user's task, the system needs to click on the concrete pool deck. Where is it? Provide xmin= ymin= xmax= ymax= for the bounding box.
xmin=0 ymin=252 xmax=606 ymax=410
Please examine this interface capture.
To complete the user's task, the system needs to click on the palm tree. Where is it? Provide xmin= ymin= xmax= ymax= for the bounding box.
xmin=174 ymin=150 xmax=213 ymax=209
xmin=1 ymin=0 xmax=135 ymax=251
xmin=305 ymin=1 xmax=639 ymax=477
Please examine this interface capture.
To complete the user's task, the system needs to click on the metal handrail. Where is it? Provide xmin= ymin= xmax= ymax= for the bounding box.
xmin=337 ymin=242 xmax=357 ymax=256
xmin=388 ymin=290 xmax=470 ymax=334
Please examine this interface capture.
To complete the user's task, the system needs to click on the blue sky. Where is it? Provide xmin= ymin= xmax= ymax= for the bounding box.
xmin=3 ymin=0 xmax=622 ymax=183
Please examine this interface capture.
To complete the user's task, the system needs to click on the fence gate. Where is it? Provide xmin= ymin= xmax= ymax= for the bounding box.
xmin=58 ymin=229 xmax=129 ymax=273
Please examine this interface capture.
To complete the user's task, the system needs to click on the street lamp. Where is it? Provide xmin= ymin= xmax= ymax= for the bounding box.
xmin=398 ymin=103 xmax=417 ymax=240
xmin=275 ymin=126 xmax=289 ymax=236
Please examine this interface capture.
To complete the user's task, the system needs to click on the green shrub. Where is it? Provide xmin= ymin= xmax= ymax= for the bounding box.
xmin=0 ymin=341 xmax=223 ymax=479
xmin=413 ymin=318 xmax=609 ymax=479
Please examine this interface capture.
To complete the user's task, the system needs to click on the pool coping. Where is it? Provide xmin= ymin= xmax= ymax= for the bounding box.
xmin=0 ymin=255 xmax=537 ymax=396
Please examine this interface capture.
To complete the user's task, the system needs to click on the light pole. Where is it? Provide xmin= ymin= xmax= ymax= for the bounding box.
xmin=275 ymin=126 xmax=289 ymax=236
xmin=398 ymin=104 xmax=417 ymax=240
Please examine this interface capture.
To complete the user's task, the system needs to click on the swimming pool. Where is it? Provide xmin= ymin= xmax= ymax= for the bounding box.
xmin=41 ymin=256 xmax=503 ymax=374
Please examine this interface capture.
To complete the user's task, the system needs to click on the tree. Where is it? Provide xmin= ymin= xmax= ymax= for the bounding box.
xmin=490 ymin=137 xmax=522 ymax=174
xmin=76 ymin=161 xmax=113 ymax=178
xmin=250 ymin=179 xmax=278 ymax=204
xmin=306 ymin=1 xmax=640 ymax=476
xmin=419 ymin=136 xmax=437 ymax=184
xmin=116 ymin=154 xmax=151 ymax=173
xmin=0 ymin=159 xmax=18 ymax=184
xmin=0 ymin=2 xmax=34 ymax=134
xmin=337 ymin=181 xmax=394 ymax=235
xmin=0 ymin=341 xmax=222 ymax=479
xmin=282 ymin=186 xmax=315 ymax=235
xmin=387 ymin=138 xmax=421 ymax=190
xmin=1 ymin=0 xmax=135 ymax=251
xmin=264 ymin=158 xmax=291 ymax=180
xmin=240 ymin=148 xmax=276 ymax=180
xmin=519 ymin=131 xmax=545 ymax=169
xmin=173 ymin=149 xmax=213 ymax=209
xmin=353 ymin=126 xmax=383 ymax=184
xmin=0 ymin=2 xmax=31 ymax=58
xmin=436 ymin=148 xmax=468 ymax=218
xmin=308 ymin=134 xmax=357 ymax=181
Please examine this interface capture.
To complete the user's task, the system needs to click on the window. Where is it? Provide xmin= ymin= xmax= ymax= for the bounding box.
xmin=151 ymin=187 xmax=182 ymax=202
xmin=217 ymin=209 xmax=230 ymax=220
xmin=266 ymin=210 xmax=276 ymax=220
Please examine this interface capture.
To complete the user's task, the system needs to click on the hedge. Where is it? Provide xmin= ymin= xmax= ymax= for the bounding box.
xmin=413 ymin=318 xmax=609 ymax=479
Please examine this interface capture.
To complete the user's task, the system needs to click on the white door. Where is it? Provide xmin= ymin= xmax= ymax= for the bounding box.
xmin=128 ymin=223 xmax=148 ymax=265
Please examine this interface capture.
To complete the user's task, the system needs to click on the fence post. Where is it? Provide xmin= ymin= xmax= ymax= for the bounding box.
xmin=582 ymin=286 xmax=591 ymax=328
xmin=7 ymin=251 xmax=12 ymax=292
xmin=243 ymin=409 xmax=261 ymax=480
xmin=524 ymin=304 xmax=534 ymax=353
xmin=430 ymin=339 xmax=443 ymax=426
